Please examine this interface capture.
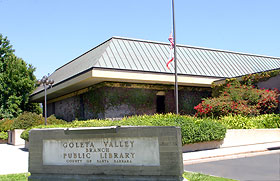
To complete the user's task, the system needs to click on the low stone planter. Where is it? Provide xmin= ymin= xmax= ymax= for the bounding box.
xmin=182 ymin=129 xmax=280 ymax=152
xmin=0 ymin=139 xmax=7 ymax=144
xmin=25 ymin=140 xmax=29 ymax=149
xmin=182 ymin=140 xmax=223 ymax=152
xmin=221 ymin=129 xmax=280 ymax=148
xmin=7 ymin=129 xmax=25 ymax=146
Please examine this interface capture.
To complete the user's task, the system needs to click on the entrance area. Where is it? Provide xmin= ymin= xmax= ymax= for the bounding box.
xmin=156 ymin=95 xmax=165 ymax=114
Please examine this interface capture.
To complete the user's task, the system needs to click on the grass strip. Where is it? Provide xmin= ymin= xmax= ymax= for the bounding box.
xmin=183 ymin=171 xmax=237 ymax=181
xmin=0 ymin=173 xmax=29 ymax=181
xmin=0 ymin=172 xmax=237 ymax=181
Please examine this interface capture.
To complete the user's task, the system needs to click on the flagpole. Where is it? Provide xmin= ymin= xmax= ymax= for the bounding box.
xmin=172 ymin=0 xmax=179 ymax=114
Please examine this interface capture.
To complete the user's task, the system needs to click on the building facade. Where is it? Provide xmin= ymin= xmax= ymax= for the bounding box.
xmin=30 ymin=37 xmax=280 ymax=121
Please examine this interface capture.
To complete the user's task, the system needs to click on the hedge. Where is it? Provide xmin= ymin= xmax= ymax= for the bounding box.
xmin=0 ymin=112 xmax=67 ymax=132
xmin=21 ymin=114 xmax=227 ymax=145
xmin=0 ymin=131 xmax=8 ymax=140
xmin=0 ymin=118 xmax=14 ymax=132
xmin=11 ymin=112 xmax=44 ymax=130
xmin=11 ymin=112 xmax=67 ymax=130
xmin=215 ymin=114 xmax=280 ymax=129
xmin=0 ymin=112 xmax=67 ymax=141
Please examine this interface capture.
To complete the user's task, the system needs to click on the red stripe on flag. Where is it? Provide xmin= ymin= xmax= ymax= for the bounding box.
xmin=168 ymin=33 xmax=174 ymax=47
xmin=167 ymin=32 xmax=174 ymax=69
xmin=166 ymin=57 xmax=174 ymax=70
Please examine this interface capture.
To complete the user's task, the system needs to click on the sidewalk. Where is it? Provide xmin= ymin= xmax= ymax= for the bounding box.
xmin=0 ymin=144 xmax=28 ymax=175
xmin=1 ymin=142 xmax=280 ymax=175
xmin=183 ymin=141 xmax=280 ymax=165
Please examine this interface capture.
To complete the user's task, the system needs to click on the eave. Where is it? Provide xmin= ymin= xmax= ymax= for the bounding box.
xmin=30 ymin=68 xmax=222 ymax=102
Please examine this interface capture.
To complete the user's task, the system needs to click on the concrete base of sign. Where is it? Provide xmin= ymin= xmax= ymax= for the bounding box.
xmin=28 ymin=126 xmax=183 ymax=181
xmin=29 ymin=174 xmax=182 ymax=181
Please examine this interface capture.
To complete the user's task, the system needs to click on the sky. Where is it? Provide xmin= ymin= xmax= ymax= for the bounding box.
xmin=0 ymin=0 xmax=280 ymax=79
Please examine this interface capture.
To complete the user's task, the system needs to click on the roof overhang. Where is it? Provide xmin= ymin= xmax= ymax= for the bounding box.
xmin=30 ymin=68 xmax=221 ymax=102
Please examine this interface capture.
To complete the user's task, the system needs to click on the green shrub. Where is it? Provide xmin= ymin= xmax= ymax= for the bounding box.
xmin=20 ymin=128 xmax=30 ymax=141
xmin=21 ymin=124 xmax=71 ymax=141
xmin=20 ymin=114 xmax=227 ymax=145
xmin=0 ymin=131 xmax=8 ymax=140
xmin=71 ymin=119 xmax=114 ymax=127
xmin=259 ymin=114 xmax=280 ymax=128
xmin=11 ymin=112 xmax=67 ymax=130
xmin=216 ymin=114 xmax=280 ymax=129
xmin=0 ymin=118 xmax=14 ymax=131
xmin=216 ymin=115 xmax=260 ymax=129
xmin=189 ymin=119 xmax=226 ymax=144
xmin=46 ymin=115 xmax=67 ymax=125
xmin=11 ymin=112 xmax=44 ymax=130
xmin=20 ymin=115 xmax=68 ymax=141
xmin=117 ymin=114 xmax=226 ymax=144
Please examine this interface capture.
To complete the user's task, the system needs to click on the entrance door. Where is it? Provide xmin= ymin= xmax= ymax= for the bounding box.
xmin=156 ymin=95 xmax=165 ymax=114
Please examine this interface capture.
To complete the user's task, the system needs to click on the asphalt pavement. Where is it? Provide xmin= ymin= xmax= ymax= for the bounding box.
xmin=184 ymin=151 xmax=280 ymax=181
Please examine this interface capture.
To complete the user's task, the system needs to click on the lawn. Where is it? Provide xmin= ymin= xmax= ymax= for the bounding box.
xmin=0 ymin=172 xmax=237 ymax=181
xmin=0 ymin=173 xmax=29 ymax=181
xmin=184 ymin=172 xmax=237 ymax=181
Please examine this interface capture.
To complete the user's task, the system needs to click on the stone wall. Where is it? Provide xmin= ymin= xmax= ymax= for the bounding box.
xmin=85 ymin=86 xmax=157 ymax=119
xmin=47 ymin=82 xmax=211 ymax=121
xmin=179 ymin=88 xmax=212 ymax=115
xmin=47 ymin=96 xmax=80 ymax=121
xmin=257 ymin=74 xmax=280 ymax=90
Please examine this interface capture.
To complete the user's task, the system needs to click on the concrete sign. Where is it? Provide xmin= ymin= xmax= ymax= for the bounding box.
xmin=29 ymin=126 xmax=183 ymax=180
xmin=43 ymin=137 xmax=159 ymax=166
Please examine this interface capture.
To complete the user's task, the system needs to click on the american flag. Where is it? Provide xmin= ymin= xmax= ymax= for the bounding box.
xmin=166 ymin=32 xmax=174 ymax=69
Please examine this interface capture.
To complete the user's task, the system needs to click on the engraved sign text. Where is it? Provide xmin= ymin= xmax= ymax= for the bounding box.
xmin=43 ymin=137 xmax=159 ymax=166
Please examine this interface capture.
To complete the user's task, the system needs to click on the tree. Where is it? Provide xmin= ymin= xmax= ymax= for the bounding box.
xmin=0 ymin=34 xmax=41 ymax=118
xmin=0 ymin=34 xmax=14 ymax=73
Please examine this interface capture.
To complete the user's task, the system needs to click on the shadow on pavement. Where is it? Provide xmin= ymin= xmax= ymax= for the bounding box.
xmin=267 ymin=146 xmax=280 ymax=151
xmin=19 ymin=148 xmax=28 ymax=152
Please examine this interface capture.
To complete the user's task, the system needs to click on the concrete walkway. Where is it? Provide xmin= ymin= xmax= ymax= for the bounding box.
xmin=0 ymin=144 xmax=28 ymax=175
